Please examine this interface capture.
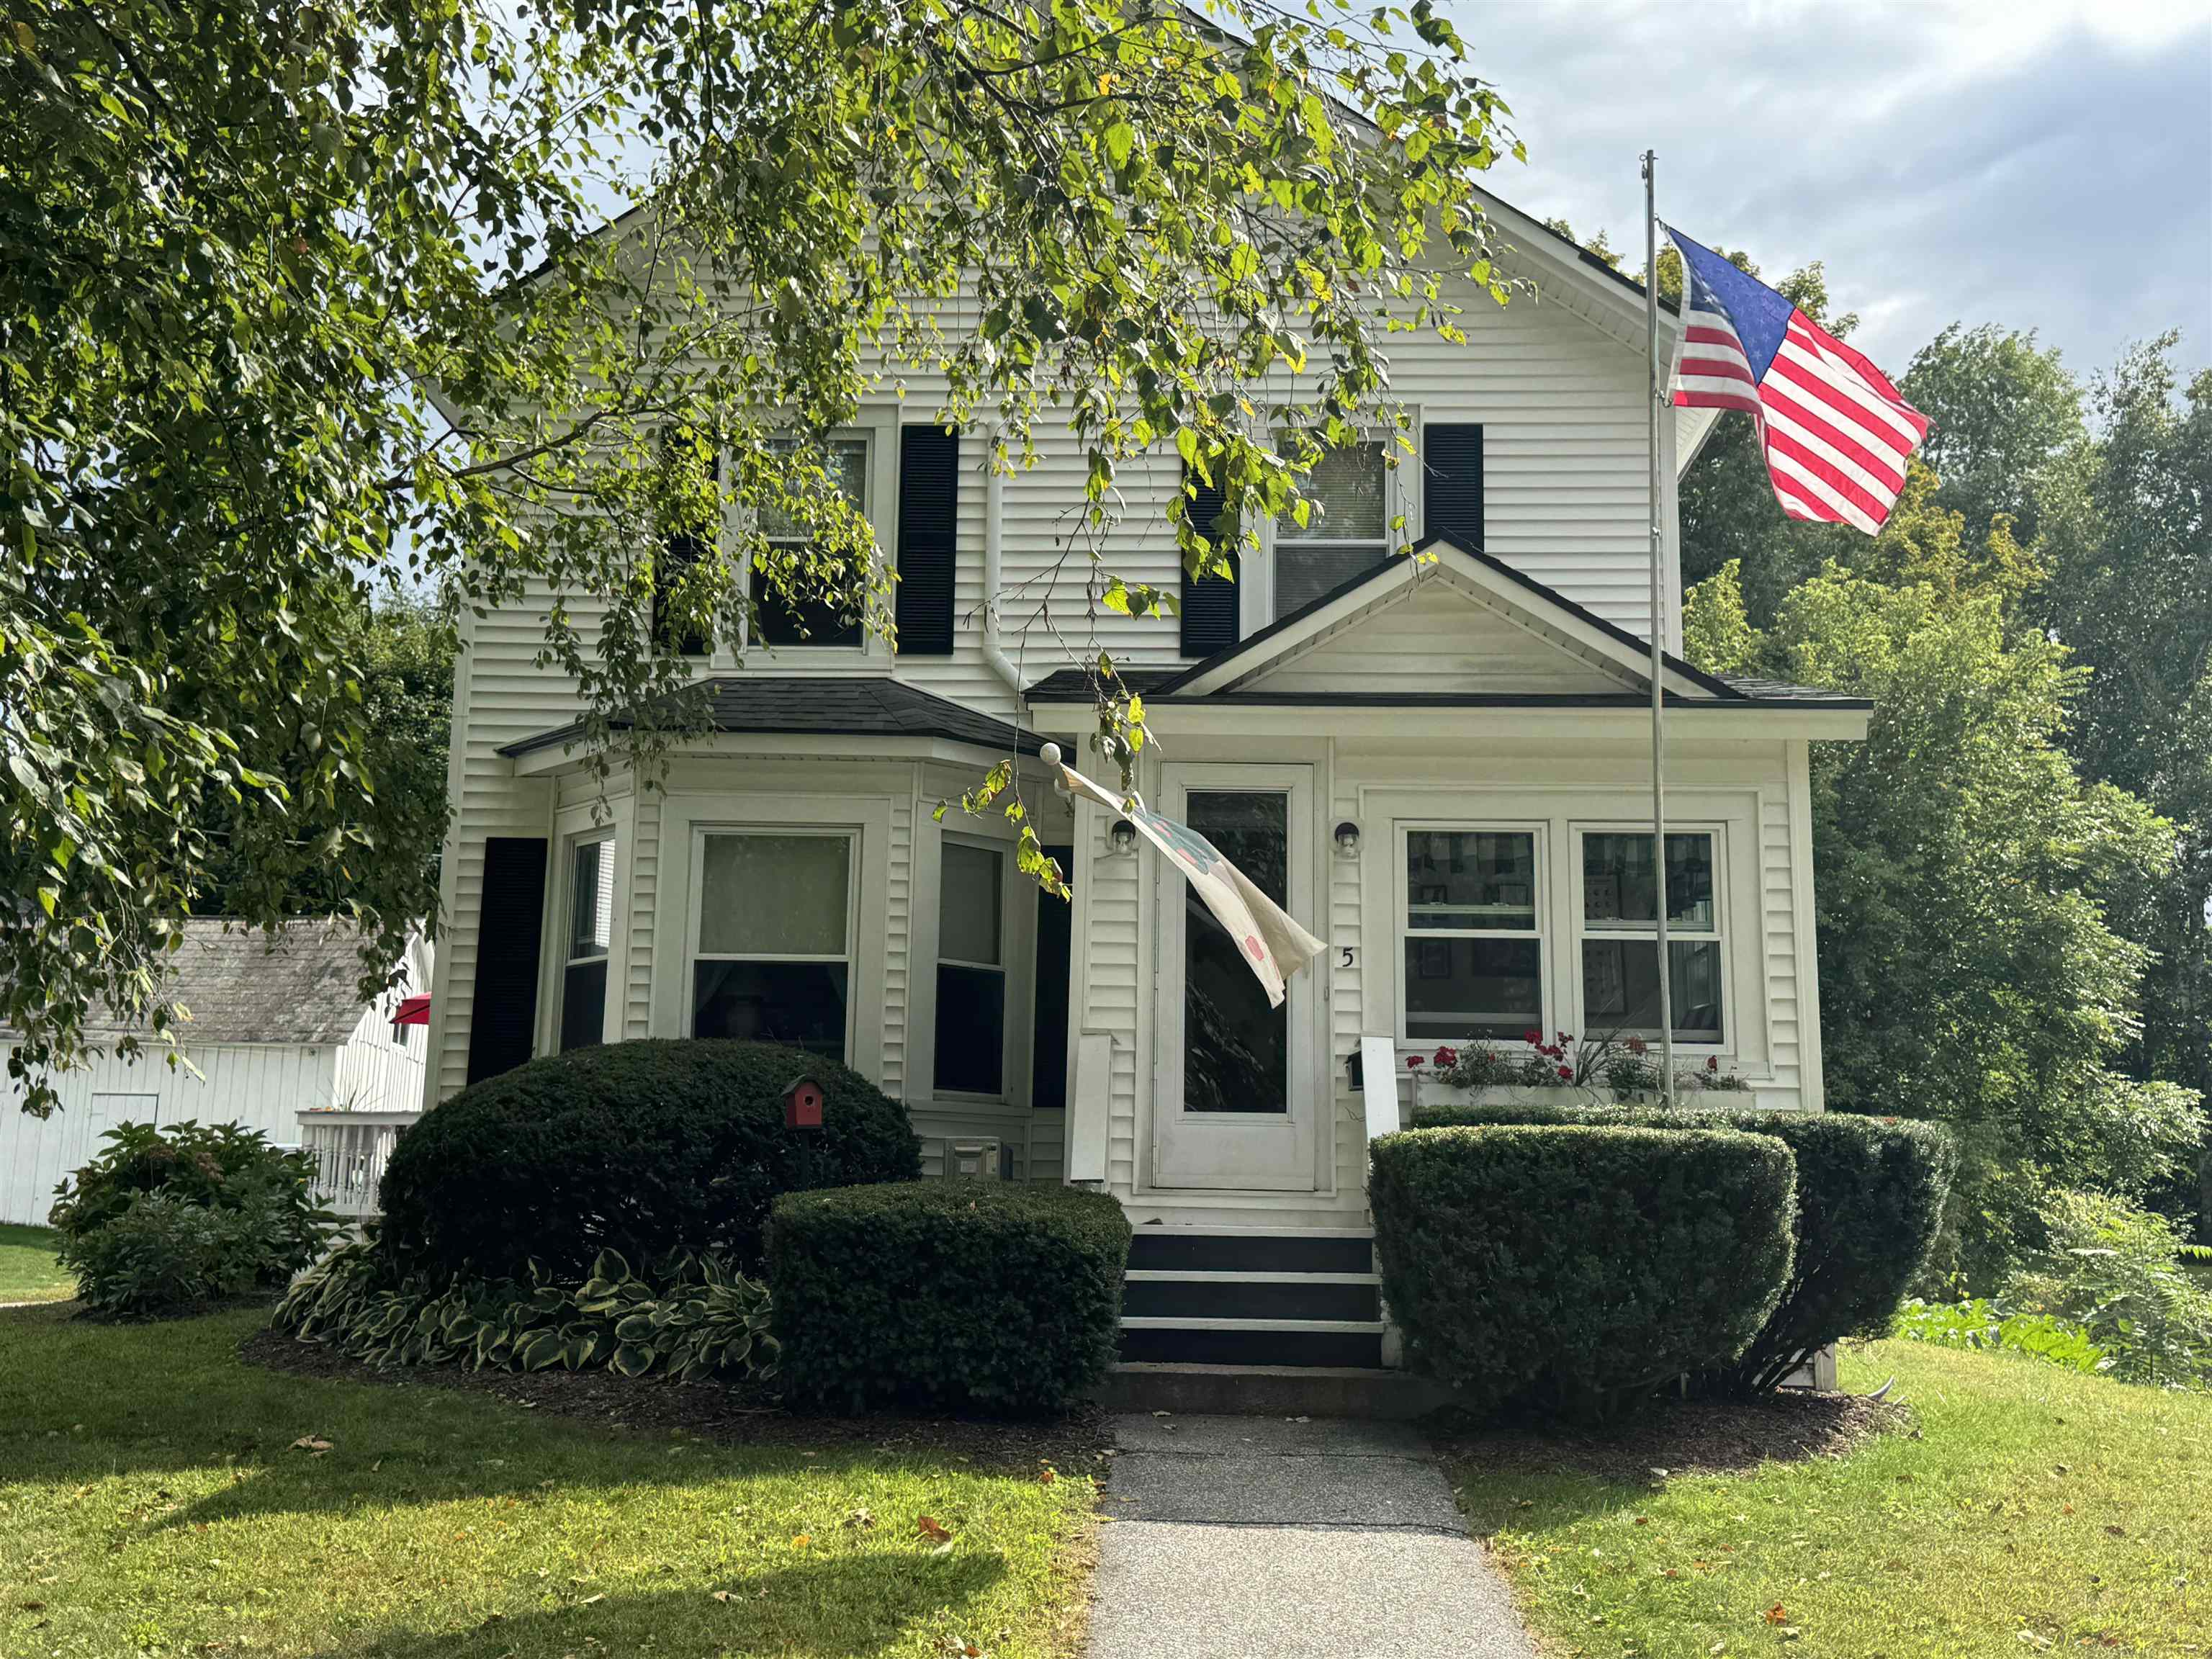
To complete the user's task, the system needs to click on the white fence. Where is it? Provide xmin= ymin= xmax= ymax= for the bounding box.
xmin=296 ymin=1108 xmax=417 ymax=1220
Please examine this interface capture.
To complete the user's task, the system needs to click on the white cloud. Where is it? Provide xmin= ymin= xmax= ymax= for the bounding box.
xmin=1447 ymin=0 xmax=2212 ymax=378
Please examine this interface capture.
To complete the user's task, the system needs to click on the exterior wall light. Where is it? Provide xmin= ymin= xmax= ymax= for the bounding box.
xmin=1334 ymin=819 xmax=1362 ymax=858
xmin=1109 ymin=817 xmax=1139 ymax=854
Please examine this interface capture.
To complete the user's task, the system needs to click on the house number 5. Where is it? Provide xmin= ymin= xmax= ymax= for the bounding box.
xmin=1341 ymin=947 xmax=1355 ymax=968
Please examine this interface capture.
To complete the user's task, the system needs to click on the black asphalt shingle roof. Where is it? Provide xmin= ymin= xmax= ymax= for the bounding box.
xmin=498 ymin=676 xmax=1044 ymax=759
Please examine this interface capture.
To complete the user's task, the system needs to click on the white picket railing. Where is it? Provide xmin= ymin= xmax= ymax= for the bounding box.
xmin=296 ymin=1107 xmax=417 ymax=1219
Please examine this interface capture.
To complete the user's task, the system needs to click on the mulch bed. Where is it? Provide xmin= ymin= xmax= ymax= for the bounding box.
xmin=239 ymin=1325 xmax=1115 ymax=1475
xmin=1431 ymin=1385 xmax=1910 ymax=1488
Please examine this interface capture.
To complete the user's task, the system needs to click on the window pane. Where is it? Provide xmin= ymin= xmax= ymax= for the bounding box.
xmin=1581 ymin=939 xmax=1724 ymax=1042
xmin=1274 ymin=543 xmax=1394 ymax=617
xmin=939 ymin=842 xmax=1003 ymax=966
xmin=567 ymin=840 xmax=613 ymax=961
xmin=692 ymin=960 xmax=848 ymax=1057
xmin=760 ymin=436 xmax=868 ymax=539
xmin=1277 ymin=443 xmax=1385 ymax=543
xmin=559 ymin=959 xmax=607 ymax=1053
xmin=1183 ymin=791 xmax=1289 ymax=1114
xmin=1404 ymin=938 xmax=1542 ymax=1040
xmin=698 ymin=834 xmax=848 ymax=956
xmin=935 ymin=965 xmax=1006 ymax=1094
xmin=1583 ymin=832 xmax=1716 ymax=930
xmin=1406 ymin=831 xmax=1537 ymax=931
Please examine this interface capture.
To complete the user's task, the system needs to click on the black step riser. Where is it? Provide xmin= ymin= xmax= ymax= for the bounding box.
xmin=1126 ymin=1233 xmax=1372 ymax=1274
xmin=1122 ymin=1279 xmax=1380 ymax=1323
xmin=1119 ymin=1327 xmax=1385 ymax=1368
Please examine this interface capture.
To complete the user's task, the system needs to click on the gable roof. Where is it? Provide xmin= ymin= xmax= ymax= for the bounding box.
xmin=48 ymin=920 xmax=387 ymax=1046
xmin=1025 ymin=539 xmax=1871 ymax=715
xmin=500 ymin=675 xmax=1045 ymax=760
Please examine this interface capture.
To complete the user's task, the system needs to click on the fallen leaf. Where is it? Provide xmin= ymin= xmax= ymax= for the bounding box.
xmin=2104 ymin=1524 xmax=2126 ymax=1537
xmin=576 ymin=1593 xmax=605 ymax=1606
xmin=1633 ymin=1515 xmax=1650 ymax=1526
xmin=1037 ymin=1464 xmax=1057 ymax=1485
xmin=711 ymin=1590 xmax=734 ymax=1604
xmin=845 ymin=1508 xmax=876 ymax=1529
xmin=790 ymin=1534 xmax=811 ymax=1549
xmin=917 ymin=1515 xmax=953 ymax=1543
xmin=1765 ymin=1605 xmax=1789 ymax=1625
xmin=289 ymin=1435 xmax=333 ymax=1455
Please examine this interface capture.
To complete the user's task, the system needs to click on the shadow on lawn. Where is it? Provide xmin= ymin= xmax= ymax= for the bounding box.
xmin=1435 ymin=1388 xmax=1907 ymax=1534
xmin=0 ymin=1304 xmax=1023 ymax=1534
xmin=351 ymin=1553 xmax=1011 ymax=1658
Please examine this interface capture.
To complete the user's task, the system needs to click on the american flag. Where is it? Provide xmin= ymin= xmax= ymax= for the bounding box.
xmin=1665 ymin=225 xmax=1930 ymax=535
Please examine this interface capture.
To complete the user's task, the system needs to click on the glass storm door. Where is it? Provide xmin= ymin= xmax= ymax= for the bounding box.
xmin=1153 ymin=765 xmax=1318 ymax=1191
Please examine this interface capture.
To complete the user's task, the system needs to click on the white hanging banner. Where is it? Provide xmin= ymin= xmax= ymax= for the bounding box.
xmin=1042 ymin=745 xmax=1326 ymax=1009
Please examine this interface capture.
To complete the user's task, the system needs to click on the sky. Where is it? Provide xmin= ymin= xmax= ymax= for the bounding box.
xmin=1443 ymin=0 xmax=2212 ymax=387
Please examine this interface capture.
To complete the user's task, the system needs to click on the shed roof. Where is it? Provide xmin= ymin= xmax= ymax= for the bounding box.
xmin=67 ymin=920 xmax=385 ymax=1046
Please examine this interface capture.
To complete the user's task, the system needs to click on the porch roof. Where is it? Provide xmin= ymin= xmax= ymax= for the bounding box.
xmin=498 ymin=675 xmax=1046 ymax=760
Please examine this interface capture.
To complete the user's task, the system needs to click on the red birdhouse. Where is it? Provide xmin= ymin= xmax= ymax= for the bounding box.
xmin=782 ymin=1074 xmax=824 ymax=1130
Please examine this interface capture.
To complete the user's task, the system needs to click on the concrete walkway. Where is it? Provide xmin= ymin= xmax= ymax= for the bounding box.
xmin=1082 ymin=1412 xmax=1538 ymax=1659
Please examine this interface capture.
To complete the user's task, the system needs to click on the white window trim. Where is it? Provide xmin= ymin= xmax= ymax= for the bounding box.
xmin=1393 ymin=819 xmax=1551 ymax=1045
xmin=697 ymin=412 xmax=899 ymax=671
xmin=683 ymin=824 xmax=860 ymax=1061
xmin=932 ymin=832 xmax=1013 ymax=1103
xmin=1568 ymin=821 xmax=1730 ymax=1050
xmin=555 ymin=830 xmax=618 ymax=1050
xmin=1238 ymin=421 xmax=1419 ymax=638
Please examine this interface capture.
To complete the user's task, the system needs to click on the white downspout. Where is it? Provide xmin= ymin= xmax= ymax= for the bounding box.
xmin=980 ymin=432 xmax=1022 ymax=703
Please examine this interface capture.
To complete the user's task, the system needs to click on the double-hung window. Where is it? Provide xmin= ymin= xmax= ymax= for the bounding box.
xmin=1273 ymin=441 xmax=1390 ymax=619
xmin=1577 ymin=830 xmax=1725 ymax=1043
xmin=934 ymin=840 xmax=1006 ymax=1095
xmin=691 ymin=831 xmax=854 ymax=1058
xmin=752 ymin=435 xmax=871 ymax=647
xmin=1401 ymin=828 xmax=1545 ymax=1040
xmin=559 ymin=835 xmax=616 ymax=1052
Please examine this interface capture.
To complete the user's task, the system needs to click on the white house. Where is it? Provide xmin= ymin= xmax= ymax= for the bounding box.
xmin=1 ymin=920 xmax=431 ymax=1227
xmin=423 ymin=194 xmax=1869 ymax=1368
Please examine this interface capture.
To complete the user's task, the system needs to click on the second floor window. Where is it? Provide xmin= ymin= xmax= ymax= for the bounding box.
xmin=1274 ymin=441 xmax=1388 ymax=619
xmin=752 ymin=435 xmax=871 ymax=647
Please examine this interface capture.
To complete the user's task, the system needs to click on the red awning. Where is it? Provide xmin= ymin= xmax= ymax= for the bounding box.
xmin=393 ymin=994 xmax=431 ymax=1027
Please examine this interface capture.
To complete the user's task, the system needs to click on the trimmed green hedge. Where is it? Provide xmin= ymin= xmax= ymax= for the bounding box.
xmin=1369 ymin=1124 xmax=1797 ymax=1419
xmin=379 ymin=1040 xmax=919 ymax=1282
xmin=1411 ymin=1102 xmax=1956 ymax=1393
xmin=767 ymin=1179 xmax=1132 ymax=1414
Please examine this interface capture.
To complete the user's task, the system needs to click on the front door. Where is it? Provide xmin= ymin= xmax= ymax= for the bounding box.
xmin=1154 ymin=765 xmax=1319 ymax=1191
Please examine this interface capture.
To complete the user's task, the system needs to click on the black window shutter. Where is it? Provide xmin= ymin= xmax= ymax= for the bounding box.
xmin=466 ymin=837 xmax=548 ymax=1085
xmin=1179 ymin=465 xmax=1240 ymax=657
xmin=894 ymin=425 xmax=959 ymax=655
xmin=1423 ymin=422 xmax=1485 ymax=554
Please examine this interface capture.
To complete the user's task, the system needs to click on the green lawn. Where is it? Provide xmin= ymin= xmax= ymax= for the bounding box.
xmin=0 ymin=1304 xmax=1096 ymax=1658
xmin=1453 ymin=1339 xmax=2209 ymax=1658
xmin=0 ymin=1223 xmax=76 ymax=1304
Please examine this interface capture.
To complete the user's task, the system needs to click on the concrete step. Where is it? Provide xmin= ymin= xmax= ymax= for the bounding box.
xmin=1095 ymin=1362 xmax=1452 ymax=1421
xmin=1127 ymin=1227 xmax=1373 ymax=1274
xmin=1122 ymin=1270 xmax=1383 ymax=1323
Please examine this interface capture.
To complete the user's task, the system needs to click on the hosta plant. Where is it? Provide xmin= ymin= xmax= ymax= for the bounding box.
xmin=272 ymin=1238 xmax=778 ymax=1382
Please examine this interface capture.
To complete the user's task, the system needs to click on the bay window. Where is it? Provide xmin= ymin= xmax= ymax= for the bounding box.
xmin=559 ymin=835 xmax=615 ymax=1052
xmin=1401 ymin=827 xmax=1544 ymax=1040
xmin=1274 ymin=441 xmax=1389 ymax=618
xmin=691 ymin=830 xmax=853 ymax=1058
xmin=934 ymin=839 xmax=1006 ymax=1095
xmin=1577 ymin=830 xmax=1725 ymax=1043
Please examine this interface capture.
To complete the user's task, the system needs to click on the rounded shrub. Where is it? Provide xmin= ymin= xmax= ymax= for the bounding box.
xmin=767 ymin=1179 xmax=1132 ymax=1414
xmin=377 ymin=1040 xmax=919 ymax=1282
xmin=50 ymin=1120 xmax=334 ymax=1314
xmin=1411 ymin=1101 xmax=1956 ymax=1393
xmin=1368 ymin=1124 xmax=1797 ymax=1419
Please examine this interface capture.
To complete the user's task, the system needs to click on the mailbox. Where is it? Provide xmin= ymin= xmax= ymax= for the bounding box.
xmin=782 ymin=1074 xmax=824 ymax=1130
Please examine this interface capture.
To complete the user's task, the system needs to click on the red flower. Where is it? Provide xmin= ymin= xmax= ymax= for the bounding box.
xmin=1521 ymin=1029 xmax=1543 ymax=1047
xmin=1626 ymin=1036 xmax=1647 ymax=1056
xmin=1707 ymin=1056 xmax=1720 ymax=1072
xmin=1556 ymin=1065 xmax=1573 ymax=1081
xmin=1406 ymin=1054 xmax=1424 ymax=1070
xmin=1432 ymin=1046 xmax=1458 ymax=1069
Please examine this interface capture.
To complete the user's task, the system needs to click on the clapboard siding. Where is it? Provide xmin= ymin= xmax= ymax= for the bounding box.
xmin=1 ymin=1045 xmax=341 ymax=1226
xmin=1249 ymin=585 xmax=1637 ymax=696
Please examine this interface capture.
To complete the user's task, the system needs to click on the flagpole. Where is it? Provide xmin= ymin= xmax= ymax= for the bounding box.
xmin=1643 ymin=150 xmax=1676 ymax=1108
